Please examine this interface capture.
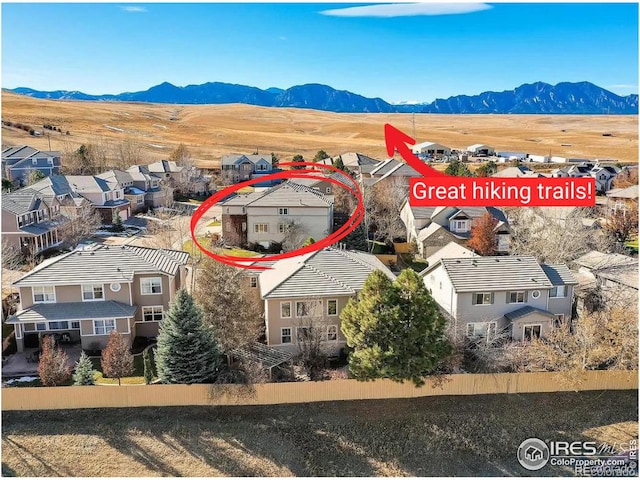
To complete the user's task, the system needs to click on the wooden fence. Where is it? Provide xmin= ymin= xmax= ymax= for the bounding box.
xmin=3 ymin=371 xmax=637 ymax=411
xmin=393 ymin=242 xmax=412 ymax=254
xmin=373 ymin=254 xmax=398 ymax=266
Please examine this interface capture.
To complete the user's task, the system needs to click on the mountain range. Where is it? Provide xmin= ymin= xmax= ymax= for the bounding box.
xmin=7 ymin=81 xmax=638 ymax=115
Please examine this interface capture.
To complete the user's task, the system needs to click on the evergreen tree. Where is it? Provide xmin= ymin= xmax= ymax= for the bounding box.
xmin=112 ymin=211 xmax=124 ymax=232
xmin=155 ymin=289 xmax=223 ymax=384
xmin=341 ymin=269 xmax=453 ymax=386
xmin=73 ymin=351 xmax=95 ymax=386
xmin=38 ymin=335 xmax=71 ymax=386
xmin=334 ymin=156 xmax=346 ymax=171
xmin=302 ymin=237 xmax=316 ymax=247
xmin=445 ymin=158 xmax=474 ymax=177
xmin=143 ymin=348 xmax=154 ymax=385
xmin=101 ymin=331 xmax=134 ymax=385
xmin=313 ymin=150 xmax=330 ymax=163
xmin=291 ymin=154 xmax=305 ymax=170
xmin=270 ymin=152 xmax=280 ymax=167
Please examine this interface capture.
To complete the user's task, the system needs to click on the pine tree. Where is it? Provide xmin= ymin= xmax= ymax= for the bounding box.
xmin=38 ymin=335 xmax=71 ymax=386
xmin=155 ymin=289 xmax=223 ymax=384
xmin=112 ymin=211 xmax=124 ymax=232
xmin=341 ymin=269 xmax=453 ymax=386
xmin=143 ymin=348 xmax=154 ymax=385
xmin=334 ymin=156 xmax=346 ymax=171
xmin=101 ymin=331 xmax=134 ymax=386
xmin=73 ymin=351 xmax=95 ymax=386
xmin=467 ymin=212 xmax=499 ymax=256
xmin=313 ymin=150 xmax=330 ymax=163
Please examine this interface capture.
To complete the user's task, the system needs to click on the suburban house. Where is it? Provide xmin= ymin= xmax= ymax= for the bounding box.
xmin=220 ymin=183 xmax=333 ymax=248
xmin=24 ymin=175 xmax=94 ymax=220
xmin=62 ymin=175 xmax=131 ymax=223
xmin=126 ymin=165 xmax=173 ymax=209
xmin=423 ymin=242 xmax=478 ymax=268
xmin=6 ymin=244 xmax=190 ymax=352
xmin=466 ymin=144 xmax=495 ymax=156
xmin=288 ymin=171 xmax=354 ymax=201
xmin=258 ymin=247 xmax=396 ymax=355
xmin=552 ymin=163 xmax=619 ymax=193
xmin=320 ymin=152 xmax=381 ymax=173
xmin=147 ymin=160 xmax=186 ymax=185
xmin=1 ymin=189 xmax=66 ymax=255
xmin=606 ymin=184 xmax=638 ymax=214
xmin=572 ymin=251 xmax=638 ymax=314
xmin=96 ymin=170 xmax=146 ymax=214
xmin=411 ymin=141 xmax=452 ymax=158
xmin=400 ymin=203 xmax=510 ymax=258
xmin=359 ymin=158 xmax=421 ymax=187
xmin=492 ymin=166 xmax=545 ymax=178
xmin=2 ymin=146 xmax=62 ymax=187
xmin=221 ymin=154 xmax=273 ymax=184
xmin=420 ymin=256 xmax=576 ymax=341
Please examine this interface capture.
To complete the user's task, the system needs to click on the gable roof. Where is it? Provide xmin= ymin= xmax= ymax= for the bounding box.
xmin=13 ymin=245 xmax=189 ymax=287
xmin=221 ymin=154 xmax=272 ymax=167
xmin=574 ymin=251 xmax=637 ymax=271
xmin=259 ymin=248 xmax=395 ymax=299
xmin=147 ymin=160 xmax=183 ymax=173
xmin=331 ymin=152 xmax=381 ymax=168
xmin=540 ymin=264 xmax=577 ymax=285
xmin=422 ymin=242 xmax=477 ymax=272
xmin=438 ymin=256 xmax=552 ymax=292
xmin=2 ymin=188 xmax=42 ymax=215
xmin=64 ymin=175 xmax=113 ymax=193
xmin=606 ymin=185 xmax=638 ymax=200
xmin=231 ymin=182 xmax=332 ymax=208
xmin=96 ymin=169 xmax=134 ymax=186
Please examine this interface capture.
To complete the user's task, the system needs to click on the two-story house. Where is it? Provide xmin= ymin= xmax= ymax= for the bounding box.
xmin=421 ymin=256 xmax=576 ymax=341
xmin=258 ymin=247 xmax=395 ymax=355
xmin=289 ymin=171 xmax=354 ymax=202
xmin=221 ymin=154 xmax=273 ymax=184
xmin=1 ymin=189 xmax=65 ymax=255
xmin=2 ymin=145 xmax=62 ymax=187
xmin=126 ymin=165 xmax=172 ymax=209
xmin=221 ymin=183 xmax=333 ymax=249
xmin=7 ymin=244 xmax=190 ymax=352
xmin=64 ymin=175 xmax=131 ymax=223
xmin=400 ymin=203 xmax=510 ymax=258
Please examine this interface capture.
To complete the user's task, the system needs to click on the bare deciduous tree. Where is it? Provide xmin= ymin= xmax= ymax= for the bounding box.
xmin=506 ymin=206 xmax=618 ymax=264
xmin=281 ymin=220 xmax=308 ymax=252
xmin=112 ymin=137 xmax=146 ymax=170
xmin=293 ymin=298 xmax=329 ymax=381
xmin=364 ymin=176 xmax=408 ymax=248
xmin=603 ymin=203 xmax=639 ymax=245
xmin=193 ymin=258 xmax=264 ymax=353
xmin=58 ymin=204 xmax=103 ymax=249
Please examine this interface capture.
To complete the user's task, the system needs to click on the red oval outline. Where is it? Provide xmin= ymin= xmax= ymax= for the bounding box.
xmin=190 ymin=162 xmax=364 ymax=269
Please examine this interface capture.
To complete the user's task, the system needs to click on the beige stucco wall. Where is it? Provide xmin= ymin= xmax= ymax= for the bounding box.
xmin=132 ymin=274 xmax=171 ymax=308
xmin=264 ymin=296 xmax=351 ymax=354
xmin=246 ymin=205 xmax=332 ymax=245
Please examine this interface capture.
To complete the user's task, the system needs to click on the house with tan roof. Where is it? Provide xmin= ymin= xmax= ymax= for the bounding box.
xmin=7 ymin=244 xmax=190 ymax=352
xmin=258 ymin=247 xmax=395 ymax=355
xmin=2 ymin=145 xmax=62 ymax=186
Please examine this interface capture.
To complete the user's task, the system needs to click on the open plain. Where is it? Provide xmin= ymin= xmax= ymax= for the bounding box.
xmin=2 ymin=92 xmax=637 ymax=168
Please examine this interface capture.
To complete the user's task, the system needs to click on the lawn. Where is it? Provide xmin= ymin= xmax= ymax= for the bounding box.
xmin=182 ymin=237 xmax=259 ymax=258
xmin=2 ymin=390 xmax=637 ymax=476
xmin=90 ymin=350 xmax=153 ymax=385
xmin=208 ymin=220 xmax=222 ymax=227
xmin=400 ymin=253 xmax=427 ymax=273
xmin=625 ymin=238 xmax=638 ymax=253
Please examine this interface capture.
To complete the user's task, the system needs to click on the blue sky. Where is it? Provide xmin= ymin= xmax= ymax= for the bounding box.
xmin=2 ymin=3 xmax=638 ymax=103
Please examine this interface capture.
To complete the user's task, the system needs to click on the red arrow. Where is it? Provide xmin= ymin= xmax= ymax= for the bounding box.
xmin=384 ymin=123 xmax=445 ymax=177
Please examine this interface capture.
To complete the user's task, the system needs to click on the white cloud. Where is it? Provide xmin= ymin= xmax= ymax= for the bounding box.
xmin=120 ymin=6 xmax=147 ymax=13
xmin=320 ymin=3 xmax=492 ymax=18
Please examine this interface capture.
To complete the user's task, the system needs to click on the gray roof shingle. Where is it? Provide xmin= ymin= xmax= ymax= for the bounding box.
xmin=13 ymin=245 xmax=189 ymax=287
xmin=8 ymin=301 xmax=138 ymax=323
xmin=441 ymin=256 xmax=552 ymax=292
xmin=504 ymin=306 xmax=556 ymax=322
xmin=541 ymin=264 xmax=578 ymax=285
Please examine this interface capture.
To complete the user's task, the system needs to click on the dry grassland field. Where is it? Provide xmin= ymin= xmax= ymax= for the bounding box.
xmin=2 ymin=391 xmax=637 ymax=477
xmin=1 ymin=92 xmax=638 ymax=168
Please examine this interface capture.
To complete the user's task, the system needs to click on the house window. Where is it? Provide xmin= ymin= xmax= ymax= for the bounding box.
xmin=36 ymin=322 xmax=47 ymax=331
xmin=296 ymin=300 xmax=321 ymax=318
xmin=33 ymin=286 xmax=55 ymax=303
xmin=250 ymin=277 xmax=258 ymax=288
xmin=278 ymin=208 xmax=289 ymax=215
xmin=280 ymin=302 xmax=291 ymax=319
xmin=508 ymin=291 xmax=526 ymax=304
xmin=141 ymin=277 xmax=162 ymax=295
xmin=466 ymin=322 xmax=497 ymax=338
xmin=94 ymin=319 xmax=116 ymax=335
xmin=554 ymin=314 xmax=565 ymax=327
xmin=451 ymin=220 xmax=469 ymax=232
xmin=278 ymin=223 xmax=287 ymax=234
xmin=142 ymin=306 xmax=164 ymax=322
xmin=71 ymin=321 xmax=80 ymax=329
xmin=472 ymin=292 xmax=493 ymax=305
xmin=327 ymin=299 xmax=337 ymax=316
xmin=327 ymin=325 xmax=338 ymax=341
xmin=281 ymin=327 xmax=292 ymax=344
xmin=254 ymin=223 xmax=269 ymax=233
xmin=466 ymin=323 xmax=475 ymax=337
xmin=225 ymin=222 xmax=231 ymax=232
xmin=523 ymin=325 xmax=542 ymax=341
xmin=325 ymin=187 xmax=331 ymax=194
xmin=49 ymin=321 xmax=69 ymax=330
xmin=487 ymin=322 xmax=497 ymax=339
xmin=82 ymin=284 xmax=104 ymax=301
xmin=550 ymin=286 xmax=567 ymax=298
